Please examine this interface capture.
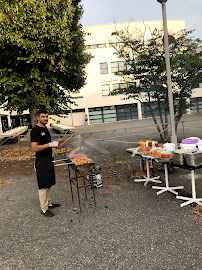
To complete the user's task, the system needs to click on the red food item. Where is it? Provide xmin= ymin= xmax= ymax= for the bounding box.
xmin=137 ymin=146 xmax=152 ymax=152
xmin=149 ymin=151 xmax=161 ymax=157
xmin=158 ymin=153 xmax=172 ymax=159
xmin=138 ymin=140 xmax=146 ymax=146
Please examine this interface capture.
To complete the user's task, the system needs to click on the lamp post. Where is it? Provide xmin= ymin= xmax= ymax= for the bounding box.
xmin=157 ymin=0 xmax=177 ymax=147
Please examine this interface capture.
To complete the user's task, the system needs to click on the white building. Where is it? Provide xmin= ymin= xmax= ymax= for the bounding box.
xmin=1 ymin=20 xmax=202 ymax=132
xmin=59 ymin=20 xmax=190 ymax=126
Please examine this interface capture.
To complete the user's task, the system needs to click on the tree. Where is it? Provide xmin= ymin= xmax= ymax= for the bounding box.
xmin=0 ymin=0 xmax=91 ymax=126
xmin=110 ymin=26 xmax=202 ymax=142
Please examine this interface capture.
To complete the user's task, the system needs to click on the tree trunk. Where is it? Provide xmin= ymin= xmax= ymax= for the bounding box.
xmin=30 ymin=108 xmax=38 ymax=128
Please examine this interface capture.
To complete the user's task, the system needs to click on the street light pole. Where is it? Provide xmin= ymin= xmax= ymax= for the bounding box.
xmin=157 ymin=0 xmax=177 ymax=147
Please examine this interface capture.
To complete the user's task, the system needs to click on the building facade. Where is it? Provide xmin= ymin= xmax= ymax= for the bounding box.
xmin=64 ymin=20 xmax=189 ymax=126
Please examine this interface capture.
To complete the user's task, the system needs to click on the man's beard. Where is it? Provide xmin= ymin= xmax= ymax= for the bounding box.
xmin=40 ymin=120 xmax=48 ymax=125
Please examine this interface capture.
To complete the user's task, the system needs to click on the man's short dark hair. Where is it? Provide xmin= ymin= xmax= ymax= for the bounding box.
xmin=37 ymin=108 xmax=48 ymax=115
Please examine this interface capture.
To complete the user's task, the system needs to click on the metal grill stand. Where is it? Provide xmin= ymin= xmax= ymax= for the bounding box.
xmin=67 ymin=163 xmax=97 ymax=215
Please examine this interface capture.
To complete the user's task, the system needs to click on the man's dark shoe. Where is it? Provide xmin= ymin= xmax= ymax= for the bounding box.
xmin=41 ymin=209 xmax=54 ymax=217
xmin=48 ymin=203 xmax=61 ymax=209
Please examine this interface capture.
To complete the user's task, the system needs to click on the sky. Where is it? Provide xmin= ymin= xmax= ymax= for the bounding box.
xmin=80 ymin=0 xmax=202 ymax=41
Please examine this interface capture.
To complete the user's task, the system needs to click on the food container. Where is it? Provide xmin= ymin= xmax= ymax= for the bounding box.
xmin=184 ymin=151 xmax=202 ymax=167
xmin=180 ymin=143 xmax=197 ymax=151
xmin=197 ymin=143 xmax=202 ymax=150
xmin=144 ymin=147 xmax=163 ymax=158
xmin=182 ymin=138 xmax=199 ymax=144
xmin=173 ymin=152 xmax=185 ymax=165
xmin=172 ymin=149 xmax=191 ymax=166
xmin=163 ymin=143 xmax=176 ymax=152
xmin=156 ymin=151 xmax=173 ymax=162
xmin=180 ymin=137 xmax=202 ymax=151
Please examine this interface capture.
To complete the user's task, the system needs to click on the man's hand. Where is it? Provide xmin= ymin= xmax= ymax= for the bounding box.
xmin=49 ymin=141 xmax=59 ymax=148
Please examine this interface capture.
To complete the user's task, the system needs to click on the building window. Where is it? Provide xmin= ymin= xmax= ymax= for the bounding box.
xmin=190 ymin=97 xmax=202 ymax=114
xmin=116 ymin=104 xmax=138 ymax=121
xmin=86 ymin=43 xmax=106 ymax=49
xmin=72 ymin=96 xmax=83 ymax=99
xmin=141 ymin=102 xmax=161 ymax=119
xmin=113 ymin=83 xmax=128 ymax=91
xmin=109 ymin=42 xmax=125 ymax=47
xmin=88 ymin=104 xmax=138 ymax=124
xmin=97 ymin=44 xmax=106 ymax=48
xmin=110 ymin=61 xmax=127 ymax=73
xmin=89 ymin=107 xmax=103 ymax=124
xmin=100 ymin=62 xmax=108 ymax=74
xmin=102 ymin=84 xmax=110 ymax=96
xmin=72 ymin=109 xmax=85 ymax=113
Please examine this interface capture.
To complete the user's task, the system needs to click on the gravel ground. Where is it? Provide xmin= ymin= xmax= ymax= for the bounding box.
xmin=0 ymin=153 xmax=202 ymax=270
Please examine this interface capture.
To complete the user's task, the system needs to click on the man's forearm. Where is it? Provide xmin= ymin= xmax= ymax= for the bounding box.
xmin=32 ymin=143 xmax=50 ymax=152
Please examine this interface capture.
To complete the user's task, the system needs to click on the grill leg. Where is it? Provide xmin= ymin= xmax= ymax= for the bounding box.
xmin=91 ymin=177 xmax=96 ymax=213
xmin=68 ymin=165 xmax=74 ymax=202
xmin=83 ymin=175 xmax=87 ymax=200
xmin=75 ymin=169 xmax=82 ymax=214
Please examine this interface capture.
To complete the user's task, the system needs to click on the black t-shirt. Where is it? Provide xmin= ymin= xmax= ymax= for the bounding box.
xmin=31 ymin=125 xmax=52 ymax=158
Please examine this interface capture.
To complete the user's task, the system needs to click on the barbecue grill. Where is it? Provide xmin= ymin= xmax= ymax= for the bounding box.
xmin=54 ymin=155 xmax=96 ymax=214
xmin=66 ymin=157 xmax=95 ymax=173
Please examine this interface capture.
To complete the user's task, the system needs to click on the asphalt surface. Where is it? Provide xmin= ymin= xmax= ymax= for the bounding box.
xmin=0 ymin=116 xmax=202 ymax=270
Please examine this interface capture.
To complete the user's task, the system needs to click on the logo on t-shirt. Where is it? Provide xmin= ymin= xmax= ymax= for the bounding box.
xmin=41 ymin=132 xmax=45 ymax=136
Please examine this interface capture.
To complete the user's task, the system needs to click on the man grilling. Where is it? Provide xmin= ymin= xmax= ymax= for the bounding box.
xmin=31 ymin=108 xmax=61 ymax=217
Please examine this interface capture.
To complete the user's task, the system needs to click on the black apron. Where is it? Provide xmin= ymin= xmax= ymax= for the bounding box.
xmin=35 ymin=156 xmax=56 ymax=189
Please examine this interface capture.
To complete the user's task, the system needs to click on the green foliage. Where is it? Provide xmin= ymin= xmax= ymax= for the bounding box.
xmin=0 ymin=0 xmax=91 ymax=117
xmin=111 ymin=26 xmax=202 ymax=141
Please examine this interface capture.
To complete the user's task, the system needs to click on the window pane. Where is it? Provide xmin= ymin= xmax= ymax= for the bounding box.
xmin=119 ymin=61 xmax=126 ymax=71
xmin=113 ymin=83 xmax=120 ymax=90
xmin=97 ymin=44 xmax=106 ymax=48
xmin=102 ymin=84 xmax=110 ymax=96
xmin=117 ymin=42 xmax=125 ymax=47
xmin=102 ymin=84 xmax=110 ymax=90
xmin=89 ymin=44 xmax=98 ymax=49
xmin=109 ymin=42 xmax=117 ymax=47
xmin=120 ymin=83 xmax=127 ymax=89
xmin=100 ymin=63 xmax=108 ymax=74
xmin=89 ymin=111 xmax=102 ymax=115
xmin=111 ymin=62 xmax=118 ymax=73
xmin=102 ymin=90 xmax=110 ymax=96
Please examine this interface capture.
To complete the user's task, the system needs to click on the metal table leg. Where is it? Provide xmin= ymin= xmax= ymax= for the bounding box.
xmin=152 ymin=163 xmax=184 ymax=195
xmin=135 ymin=159 xmax=161 ymax=186
xmin=176 ymin=170 xmax=202 ymax=207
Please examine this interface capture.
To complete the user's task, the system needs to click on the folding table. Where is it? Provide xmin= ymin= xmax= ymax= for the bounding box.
xmin=134 ymin=154 xmax=161 ymax=186
xmin=173 ymin=164 xmax=202 ymax=207
xmin=152 ymin=160 xmax=184 ymax=195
